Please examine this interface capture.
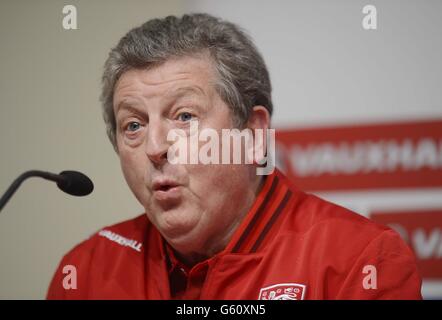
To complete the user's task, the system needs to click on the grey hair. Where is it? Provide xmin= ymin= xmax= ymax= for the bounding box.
xmin=100 ymin=13 xmax=273 ymax=151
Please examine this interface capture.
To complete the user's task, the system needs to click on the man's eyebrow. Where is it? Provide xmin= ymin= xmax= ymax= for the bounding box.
xmin=115 ymin=102 xmax=145 ymax=116
xmin=115 ymin=86 xmax=207 ymax=113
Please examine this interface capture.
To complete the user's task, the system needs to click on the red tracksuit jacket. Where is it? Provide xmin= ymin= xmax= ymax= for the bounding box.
xmin=47 ymin=169 xmax=422 ymax=299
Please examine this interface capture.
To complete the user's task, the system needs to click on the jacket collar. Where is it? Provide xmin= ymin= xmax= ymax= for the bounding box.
xmin=225 ymin=168 xmax=298 ymax=254
xmin=160 ymin=168 xmax=302 ymax=274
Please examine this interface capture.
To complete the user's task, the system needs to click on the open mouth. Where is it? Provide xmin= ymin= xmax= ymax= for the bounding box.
xmin=153 ymin=181 xmax=179 ymax=192
xmin=152 ymin=179 xmax=182 ymax=201
xmin=156 ymin=184 xmax=175 ymax=192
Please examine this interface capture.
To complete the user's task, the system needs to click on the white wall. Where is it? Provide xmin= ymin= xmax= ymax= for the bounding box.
xmin=187 ymin=0 xmax=442 ymax=127
xmin=185 ymin=0 xmax=442 ymax=298
xmin=0 ymin=0 xmax=183 ymax=299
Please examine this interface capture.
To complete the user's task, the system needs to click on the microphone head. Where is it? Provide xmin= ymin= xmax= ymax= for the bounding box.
xmin=57 ymin=171 xmax=94 ymax=196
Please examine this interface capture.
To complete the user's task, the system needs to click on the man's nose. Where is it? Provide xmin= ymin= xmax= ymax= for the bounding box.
xmin=144 ymin=122 xmax=170 ymax=165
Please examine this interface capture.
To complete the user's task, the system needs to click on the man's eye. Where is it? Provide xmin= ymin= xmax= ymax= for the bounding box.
xmin=126 ymin=122 xmax=141 ymax=132
xmin=177 ymin=112 xmax=193 ymax=122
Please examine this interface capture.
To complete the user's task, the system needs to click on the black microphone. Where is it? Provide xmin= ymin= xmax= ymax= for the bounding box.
xmin=0 ymin=170 xmax=94 ymax=212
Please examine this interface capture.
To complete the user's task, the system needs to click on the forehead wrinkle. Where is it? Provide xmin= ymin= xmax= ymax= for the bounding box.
xmin=118 ymin=74 xmax=203 ymax=100
xmin=114 ymin=57 xmax=218 ymax=112
xmin=138 ymin=73 xmax=192 ymax=87
xmin=162 ymin=85 xmax=209 ymax=102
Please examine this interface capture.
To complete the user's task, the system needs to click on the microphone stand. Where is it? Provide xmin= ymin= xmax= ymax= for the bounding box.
xmin=0 ymin=170 xmax=67 ymax=212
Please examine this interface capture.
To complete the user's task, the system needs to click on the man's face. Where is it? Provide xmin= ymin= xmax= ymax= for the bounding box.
xmin=113 ymin=55 xmax=257 ymax=257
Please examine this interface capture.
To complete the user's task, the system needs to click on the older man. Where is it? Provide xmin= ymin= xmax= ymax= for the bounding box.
xmin=47 ymin=14 xmax=421 ymax=299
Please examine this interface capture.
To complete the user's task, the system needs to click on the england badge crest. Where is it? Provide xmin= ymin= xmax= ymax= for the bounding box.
xmin=258 ymin=283 xmax=306 ymax=300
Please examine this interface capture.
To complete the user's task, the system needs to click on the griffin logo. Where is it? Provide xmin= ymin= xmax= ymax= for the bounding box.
xmin=258 ymin=283 xmax=306 ymax=300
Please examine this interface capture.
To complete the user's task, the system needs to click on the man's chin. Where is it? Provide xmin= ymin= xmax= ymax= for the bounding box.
xmin=156 ymin=215 xmax=199 ymax=241
xmin=147 ymin=203 xmax=201 ymax=242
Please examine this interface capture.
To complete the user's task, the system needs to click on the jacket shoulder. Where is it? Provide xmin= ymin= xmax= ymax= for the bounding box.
xmin=292 ymin=190 xmax=389 ymax=239
xmin=46 ymin=213 xmax=148 ymax=299
xmin=284 ymin=191 xmax=421 ymax=298
xmin=64 ymin=213 xmax=148 ymax=260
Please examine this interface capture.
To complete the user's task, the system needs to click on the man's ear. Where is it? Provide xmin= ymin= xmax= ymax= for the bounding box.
xmin=247 ymin=105 xmax=271 ymax=131
xmin=246 ymin=106 xmax=271 ymax=165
